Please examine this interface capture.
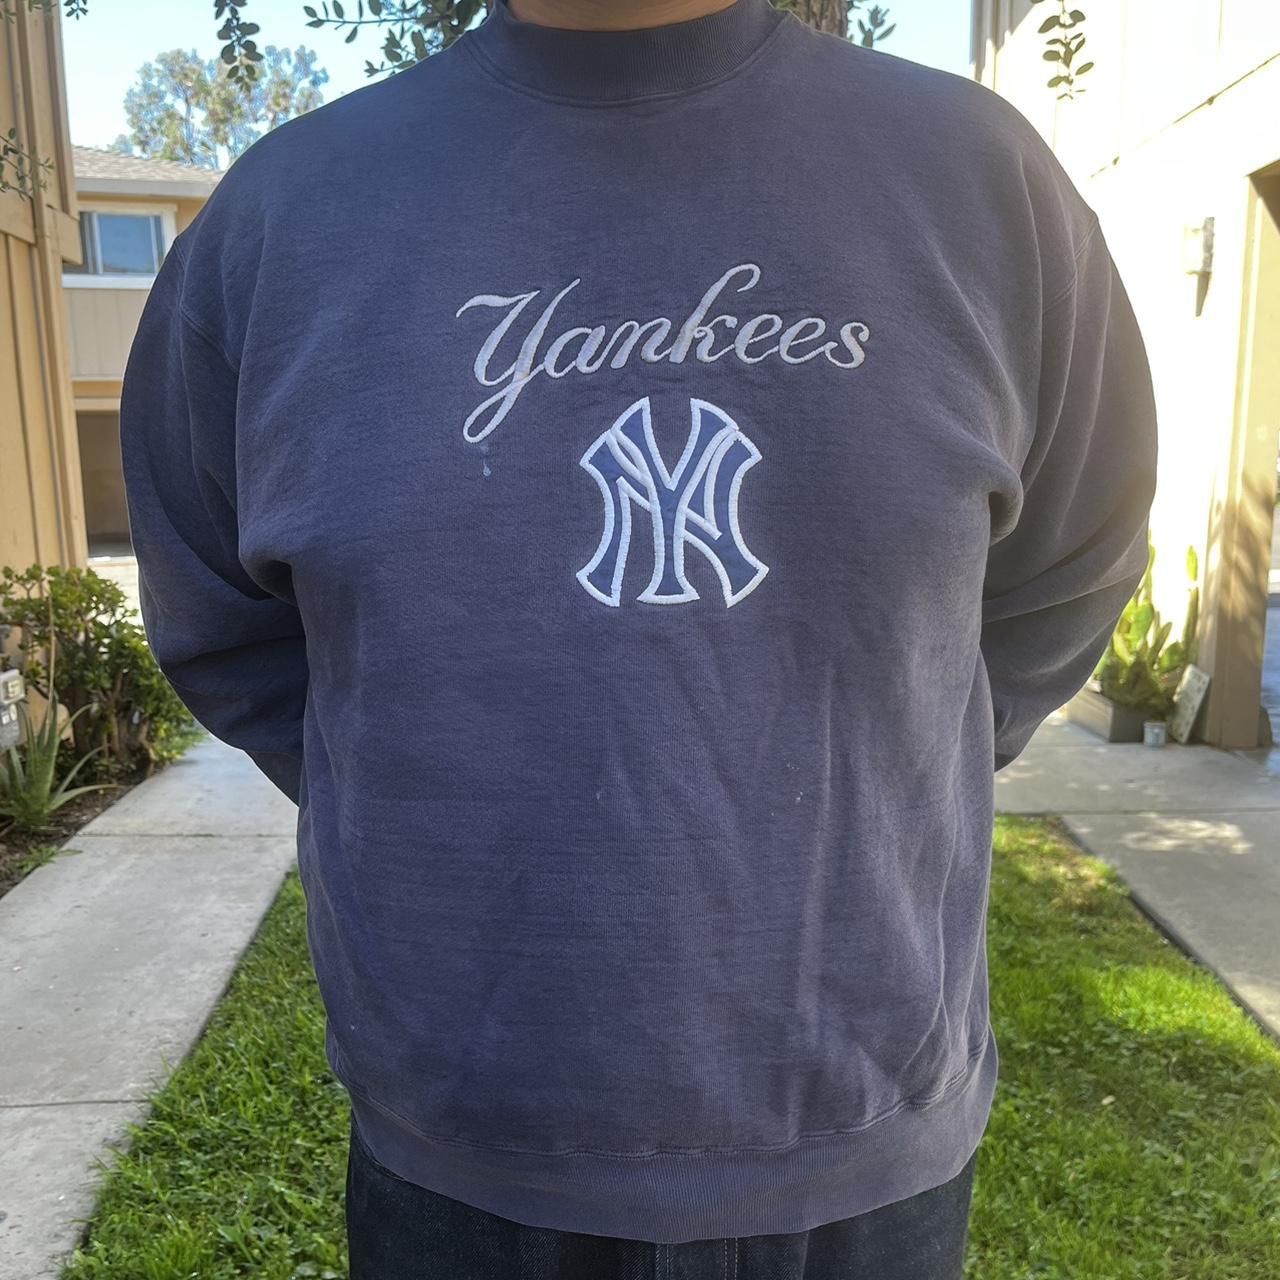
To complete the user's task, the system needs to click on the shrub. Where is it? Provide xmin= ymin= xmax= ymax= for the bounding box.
xmin=0 ymin=564 xmax=197 ymax=781
xmin=1 ymin=594 xmax=119 ymax=831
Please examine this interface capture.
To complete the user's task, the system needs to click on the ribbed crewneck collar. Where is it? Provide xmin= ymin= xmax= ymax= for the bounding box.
xmin=462 ymin=0 xmax=789 ymax=104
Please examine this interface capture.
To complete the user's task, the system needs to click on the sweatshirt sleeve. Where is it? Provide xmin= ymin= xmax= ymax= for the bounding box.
xmin=119 ymin=232 xmax=308 ymax=804
xmin=981 ymin=214 xmax=1159 ymax=772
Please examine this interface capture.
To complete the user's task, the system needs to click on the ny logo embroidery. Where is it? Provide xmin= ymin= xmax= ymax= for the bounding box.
xmin=577 ymin=396 xmax=768 ymax=609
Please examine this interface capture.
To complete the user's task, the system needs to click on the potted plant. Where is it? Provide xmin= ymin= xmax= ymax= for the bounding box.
xmin=1066 ymin=538 xmax=1199 ymax=743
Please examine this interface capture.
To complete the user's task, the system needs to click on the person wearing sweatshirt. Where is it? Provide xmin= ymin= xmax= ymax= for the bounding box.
xmin=118 ymin=0 xmax=1160 ymax=1274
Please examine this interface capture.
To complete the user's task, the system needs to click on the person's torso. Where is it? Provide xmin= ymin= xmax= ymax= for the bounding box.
xmin=179 ymin=7 xmax=1082 ymax=1156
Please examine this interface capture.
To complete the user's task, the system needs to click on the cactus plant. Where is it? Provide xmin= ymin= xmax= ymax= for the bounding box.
xmin=1093 ymin=538 xmax=1199 ymax=720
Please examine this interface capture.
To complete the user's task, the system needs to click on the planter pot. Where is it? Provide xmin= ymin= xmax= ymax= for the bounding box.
xmin=1064 ymin=683 xmax=1148 ymax=743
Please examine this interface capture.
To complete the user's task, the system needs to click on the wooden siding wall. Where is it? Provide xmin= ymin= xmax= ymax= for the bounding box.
xmin=1 ymin=0 xmax=86 ymax=573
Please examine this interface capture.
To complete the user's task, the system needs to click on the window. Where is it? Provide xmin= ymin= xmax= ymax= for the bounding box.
xmin=66 ymin=211 xmax=166 ymax=277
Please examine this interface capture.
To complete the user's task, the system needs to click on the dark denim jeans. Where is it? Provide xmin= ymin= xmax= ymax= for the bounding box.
xmin=346 ymin=1113 xmax=979 ymax=1280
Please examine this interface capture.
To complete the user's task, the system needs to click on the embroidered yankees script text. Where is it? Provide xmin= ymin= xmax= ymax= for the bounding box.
xmin=455 ymin=262 xmax=871 ymax=442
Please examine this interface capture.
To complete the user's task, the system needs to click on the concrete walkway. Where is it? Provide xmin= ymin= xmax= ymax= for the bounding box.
xmin=0 ymin=735 xmax=296 ymax=1280
xmin=997 ymin=710 xmax=1280 ymax=1039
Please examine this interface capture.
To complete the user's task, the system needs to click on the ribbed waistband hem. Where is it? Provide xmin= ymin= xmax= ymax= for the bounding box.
xmin=337 ymin=1022 xmax=999 ymax=1243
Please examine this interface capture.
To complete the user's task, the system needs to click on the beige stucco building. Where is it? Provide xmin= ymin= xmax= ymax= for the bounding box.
xmin=64 ymin=147 xmax=220 ymax=548
xmin=971 ymin=0 xmax=1280 ymax=749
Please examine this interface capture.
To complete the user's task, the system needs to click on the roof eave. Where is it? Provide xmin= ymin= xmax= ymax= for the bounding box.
xmin=75 ymin=176 xmax=222 ymax=199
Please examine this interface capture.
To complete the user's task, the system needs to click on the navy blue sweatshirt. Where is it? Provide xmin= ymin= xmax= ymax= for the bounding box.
xmin=119 ymin=0 xmax=1159 ymax=1243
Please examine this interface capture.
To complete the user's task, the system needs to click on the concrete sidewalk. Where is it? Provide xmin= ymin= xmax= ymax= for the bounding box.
xmin=997 ymin=710 xmax=1280 ymax=1039
xmin=0 ymin=735 xmax=296 ymax=1280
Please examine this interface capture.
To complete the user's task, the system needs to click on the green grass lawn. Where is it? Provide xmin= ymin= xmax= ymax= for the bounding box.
xmin=62 ymin=816 xmax=1280 ymax=1279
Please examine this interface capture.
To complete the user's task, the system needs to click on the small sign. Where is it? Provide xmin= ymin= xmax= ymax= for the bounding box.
xmin=1170 ymin=665 xmax=1210 ymax=744
xmin=0 ymin=670 xmax=24 ymax=751
xmin=0 ymin=668 xmax=24 ymax=706
xmin=0 ymin=703 xmax=19 ymax=752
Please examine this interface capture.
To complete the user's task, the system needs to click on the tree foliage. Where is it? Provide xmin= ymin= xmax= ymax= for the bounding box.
xmin=115 ymin=43 xmax=328 ymax=166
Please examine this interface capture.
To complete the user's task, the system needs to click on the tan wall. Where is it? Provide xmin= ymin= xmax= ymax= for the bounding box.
xmin=65 ymin=190 xmax=205 ymax=387
xmin=63 ymin=192 xmax=208 ymax=547
xmin=76 ymin=409 xmax=127 ymax=540
xmin=971 ymin=0 xmax=1280 ymax=746
xmin=0 ymin=0 xmax=86 ymax=573
xmin=66 ymin=286 xmax=149 ymax=382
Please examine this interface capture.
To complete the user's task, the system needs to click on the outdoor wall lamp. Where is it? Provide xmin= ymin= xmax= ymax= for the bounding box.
xmin=1183 ymin=216 xmax=1215 ymax=277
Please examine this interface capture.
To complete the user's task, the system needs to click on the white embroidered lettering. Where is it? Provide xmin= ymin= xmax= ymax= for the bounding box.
xmin=695 ymin=315 xmax=739 ymax=362
xmin=778 ymin=317 xmax=830 ymax=364
xmin=734 ymin=313 xmax=784 ymax=364
xmin=826 ymin=321 xmax=870 ymax=369
xmin=454 ymin=262 xmax=870 ymax=438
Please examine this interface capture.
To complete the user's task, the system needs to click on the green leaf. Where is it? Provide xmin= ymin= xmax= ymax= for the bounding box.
xmin=49 ymin=782 xmax=116 ymax=812
xmin=1039 ymin=15 xmax=1060 ymax=31
xmin=1043 ymin=50 xmax=1062 ymax=61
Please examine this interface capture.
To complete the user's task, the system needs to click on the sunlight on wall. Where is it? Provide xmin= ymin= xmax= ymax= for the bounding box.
xmin=976 ymin=1 xmax=1280 ymax=695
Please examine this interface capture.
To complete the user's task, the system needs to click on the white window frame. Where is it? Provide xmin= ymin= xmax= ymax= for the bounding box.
xmin=62 ymin=201 xmax=179 ymax=290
